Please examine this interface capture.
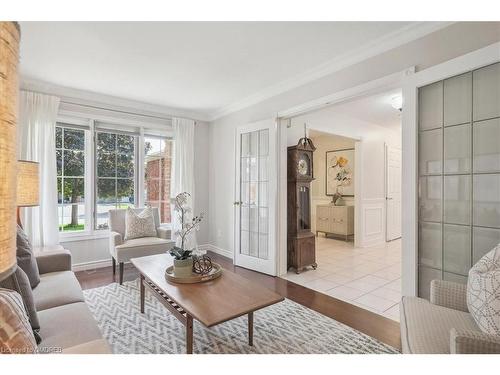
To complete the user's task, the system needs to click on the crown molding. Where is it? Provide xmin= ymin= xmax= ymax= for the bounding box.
xmin=209 ymin=21 xmax=453 ymax=121
xmin=20 ymin=77 xmax=210 ymax=123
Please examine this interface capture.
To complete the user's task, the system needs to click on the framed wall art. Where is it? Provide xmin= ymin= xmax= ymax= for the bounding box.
xmin=326 ymin=148 xmax=355 ymax=196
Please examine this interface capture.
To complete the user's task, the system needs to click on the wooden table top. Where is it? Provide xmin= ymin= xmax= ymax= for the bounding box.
xmin=131 ymin=254 xmax=284 ymax=327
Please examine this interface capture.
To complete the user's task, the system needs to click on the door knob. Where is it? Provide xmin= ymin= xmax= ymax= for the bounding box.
xmin=233 ymin=201 xmax=241 ymax=206
xmin=386 ymin=197 xmax=393 ymax=200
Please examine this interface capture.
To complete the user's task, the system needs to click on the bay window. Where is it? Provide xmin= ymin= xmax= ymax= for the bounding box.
xmin=55 ymin=119 xmax=173 ymax=237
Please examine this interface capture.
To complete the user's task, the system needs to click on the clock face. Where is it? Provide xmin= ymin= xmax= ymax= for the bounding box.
xmin=297 ymin=154 xmax=309 ymax=176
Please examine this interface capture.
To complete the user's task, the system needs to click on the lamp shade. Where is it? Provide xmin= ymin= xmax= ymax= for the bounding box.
xmin=17 ymin=161 xmax=40 ymax=207
xmin=0 ymin=22 xmax=21 ymax=281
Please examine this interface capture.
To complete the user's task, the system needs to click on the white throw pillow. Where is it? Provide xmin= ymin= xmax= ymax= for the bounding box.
xmin=467 ymin=244 xmax=500 ymax=335
xmin=124 ymin=207 xmax=157 ymax=240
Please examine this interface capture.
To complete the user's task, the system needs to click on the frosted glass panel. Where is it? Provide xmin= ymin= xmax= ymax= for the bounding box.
xmin=419 ymin=267 xmax=442 ymax=300
xmin=443 ymin=224 xmax=471 ymax=275
xmin=473 ymin=62 xmax=500 ymax=121
xmin=444 ymin=72 xmax=472 ymax=127
xmin=419 ymin=176 xmax=442 ymax=222
xmin=259 ymin=157 xmax=268 ymax=181
xmin=444 ymin=124 xmax=471 ymax=174
xmin=473 ymin=118 xmax=500 ymax=173
xmin=419 ymin=81 xmax=443 ymax=130
xmin=444 ymin=175 xmax=471 ymax=225
xmin=241 ymin=133 xmax=250 ymax=157
xmin=249 ymin=207 xmax=258 ymax=233
xmin=444 ymin=272 xmax=468 ymax=285
xmin=250 ymin=131 xmax=259 ymax=157
xmin=241 ymin=158 xmax=250 ymax=182
xmin=473 ymin=227 xmax=500 ymax=263
xmin=259 ymin=208 xmax=268 ymax=234
xmin=419 ymin=222 xmax=442 ymax=269
xmin=419 ymin=129 xmax=442 ymax=175
xmin=259 ymin=234 xmax=268 ymax=260
xmin=473 ymin=174 xmax=500 ymax=228
xmin=249 ymin=232 xmax=258 ymax=257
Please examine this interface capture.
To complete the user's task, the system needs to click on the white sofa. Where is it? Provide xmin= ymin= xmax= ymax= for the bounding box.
xmin=108 ymin=208 xmax=174 ymax=284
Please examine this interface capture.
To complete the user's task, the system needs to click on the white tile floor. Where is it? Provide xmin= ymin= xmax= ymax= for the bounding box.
xmin=281 ymin=236 xmax=402 ymax=321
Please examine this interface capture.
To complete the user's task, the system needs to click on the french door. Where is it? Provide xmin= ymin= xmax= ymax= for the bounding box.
xmin=234 ymin=120 xmax=277 ymax=275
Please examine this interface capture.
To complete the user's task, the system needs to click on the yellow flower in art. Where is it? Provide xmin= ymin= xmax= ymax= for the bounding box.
xmin=337 ymin=156 xmax=348 ymax=168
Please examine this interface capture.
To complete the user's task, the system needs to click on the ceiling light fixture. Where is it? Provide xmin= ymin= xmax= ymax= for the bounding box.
xmin=391 ymin=95 xmax=403 ymax=112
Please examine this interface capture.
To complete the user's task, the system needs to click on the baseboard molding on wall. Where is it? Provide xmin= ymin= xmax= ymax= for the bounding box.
xmin=72 ymin=259 xmax=112 ymax=272
xmin=72 ymin=243 xmax=234 ymax=272
xmin=199 ymin=244 xmax=234 ymax=260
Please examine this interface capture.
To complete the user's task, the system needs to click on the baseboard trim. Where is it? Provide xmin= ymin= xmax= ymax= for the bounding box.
xmin=72 ymin=259 xmax=112 ymax=272
xmin=72 ymin=243 xmax=234 ymax=271
xmin=199 ymin=244 xmax=233 ymax=260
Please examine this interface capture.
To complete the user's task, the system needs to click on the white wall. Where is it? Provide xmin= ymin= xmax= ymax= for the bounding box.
xmin=65 ymin=121 xmax=211 ymax=269
xmin=207 ymin=22 xmax=499 ymax=258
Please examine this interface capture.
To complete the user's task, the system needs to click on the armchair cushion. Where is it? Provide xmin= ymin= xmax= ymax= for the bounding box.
xmin=467 ymin=244 xmax=500 ymax=336
xmin=450 ymin=328 xmax=500 ymax=354
xmin=34 ymin=248 xmax=72 ymax=274
xmin=400 ymin=296 xmax=479 ymax=353
xmin=124 ymin=207 xmax=157 ymax=240
xmin=430 ymin=280 xmax=468 ymax=312
xmin=113 ymin=237 xmax=174 ymax=263
xmin=157 ymin=226 xmax=171 ymax=240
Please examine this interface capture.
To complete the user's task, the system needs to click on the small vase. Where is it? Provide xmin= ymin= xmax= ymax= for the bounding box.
xmin=173 ymin=257 xmax=193 ymax=277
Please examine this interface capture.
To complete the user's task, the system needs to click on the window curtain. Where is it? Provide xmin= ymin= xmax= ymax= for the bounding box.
xmin=18 ymin=91 xmax=60 ymax=247
xmin=171 ymin=117 xmax=197 ymax=251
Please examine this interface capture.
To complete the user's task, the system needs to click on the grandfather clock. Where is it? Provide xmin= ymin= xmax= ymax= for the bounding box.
xmin=287 ymin=127 xmax=316 ymax=274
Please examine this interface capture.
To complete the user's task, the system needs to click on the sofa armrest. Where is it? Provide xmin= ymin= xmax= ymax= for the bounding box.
xmin=157 ymin=227 xmax=171 ymax=240
xmin=109 ymin=231 xmax=123 ymax=249
xmin=34 ymin=248 xmax=72 ymax=274
xmin=430 ymin=280 xmax=468 ymax=312
xmin=450 ymin=328 xmax=500 ymax=354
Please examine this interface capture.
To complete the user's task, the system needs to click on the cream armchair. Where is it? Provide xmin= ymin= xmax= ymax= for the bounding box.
xmin=108 ymin=208 xmax=174 ymax=284
xmin=400 ymin=280 xmax=500 ymax=354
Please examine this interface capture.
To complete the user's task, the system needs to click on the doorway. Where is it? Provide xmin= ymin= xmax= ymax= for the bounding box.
xmin=280 ymin=89 xmax=403 ymax=321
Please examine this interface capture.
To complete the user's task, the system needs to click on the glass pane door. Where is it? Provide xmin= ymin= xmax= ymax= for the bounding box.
xmin=239 ymin=129 xmax=269 ymax=260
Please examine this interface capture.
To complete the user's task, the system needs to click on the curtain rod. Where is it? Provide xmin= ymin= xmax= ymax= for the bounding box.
xmin=61 ymin=100 xmax=198 ymax=125
xmin=21 ymin=89 xmax=199 ymax=124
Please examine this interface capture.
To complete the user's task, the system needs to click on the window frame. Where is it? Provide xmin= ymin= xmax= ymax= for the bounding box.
xmin=55 ymin=121 xmax=92 ymax=238
xmin=94 ymin=128 xmax=139 ymax=231
xmin=143 ymin=134 xmax=174 ymax=224
xmin=56 ymin=115 xmax=174 ymax=242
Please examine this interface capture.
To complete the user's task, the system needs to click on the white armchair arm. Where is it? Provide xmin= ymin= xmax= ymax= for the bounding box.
xmin=157 ymin=227 xmax=171 ymax=240
xmin=109 ymin=231 xmax=123 ymax=249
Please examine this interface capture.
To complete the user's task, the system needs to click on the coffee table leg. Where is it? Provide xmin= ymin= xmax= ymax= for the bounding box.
xmin=186 ymin=315 xmax=193 ymax=354
xmin=140 ymin=274 xmax=145 ymax=313
xmin=248 ymin=312 xmax=253 ymax=346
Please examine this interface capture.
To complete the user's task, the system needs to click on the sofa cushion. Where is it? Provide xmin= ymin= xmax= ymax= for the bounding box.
xmin=0 ymin=288 xmax=38 ymax=354
xmin=37 ymin=302 xmax=103 ymax=352
xmin=124 ymin=207 xmax=157 ymax=240
xmin=113 ymin=236 xmax=173 ymax=263
xmin=33 ymin=271 xmax=85 ymax=311
xmin=16 ymin=225 xmax=40 ymax=288
xmin=0 ymin=267 xmax=40 ymax=332
xmin=467 ymin=244 xmax=500 ymax=335
xmin=400 ymin=296 xmax=479 ymax=353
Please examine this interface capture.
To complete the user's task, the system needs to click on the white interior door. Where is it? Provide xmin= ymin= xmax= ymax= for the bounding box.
xmin=234 ymin=120 xmax=277 ymax=275
xmin=386 ymin=144 xmax=402 ymax=241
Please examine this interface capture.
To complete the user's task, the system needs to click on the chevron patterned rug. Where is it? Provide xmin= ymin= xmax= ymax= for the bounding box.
xmin=83 ymin=280 xmax=398 ymax=354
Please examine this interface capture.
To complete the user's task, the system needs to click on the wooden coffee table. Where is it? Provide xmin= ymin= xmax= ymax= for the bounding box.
xmin=131 ymin=254 xmax=284 ymax=354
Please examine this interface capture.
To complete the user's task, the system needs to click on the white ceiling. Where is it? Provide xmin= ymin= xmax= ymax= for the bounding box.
xmin=332 ymin=89 xmax=403 ymax=129
xmin=19 ymin=22 xmax=439 ymax=120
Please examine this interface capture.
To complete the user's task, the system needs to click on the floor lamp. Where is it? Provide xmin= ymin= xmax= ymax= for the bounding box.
xmin=16 ymin=161 xmax=40 ymax=229
xmin=0 ymin=21 xmax=20 ymax=286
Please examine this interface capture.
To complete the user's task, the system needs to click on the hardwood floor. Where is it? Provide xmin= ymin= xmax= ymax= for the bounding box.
xmin=75 ymin=251 xmax=401 ymax=350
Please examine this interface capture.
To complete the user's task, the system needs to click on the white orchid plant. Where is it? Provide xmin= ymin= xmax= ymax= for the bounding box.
xmin=169 ymin=192 xmax=204 ymax=261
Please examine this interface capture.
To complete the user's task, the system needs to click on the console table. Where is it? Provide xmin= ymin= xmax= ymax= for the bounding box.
xmin=316 ymin=205 xmax=354 ymax=241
